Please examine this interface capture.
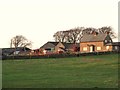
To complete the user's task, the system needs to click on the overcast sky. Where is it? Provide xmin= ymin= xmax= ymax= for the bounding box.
xmin=0 ymin=0 xmax=118 ymax=49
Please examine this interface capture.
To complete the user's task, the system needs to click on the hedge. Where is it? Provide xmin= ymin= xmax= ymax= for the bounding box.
xmin=2 ymin=51 xmax=119 ymax=60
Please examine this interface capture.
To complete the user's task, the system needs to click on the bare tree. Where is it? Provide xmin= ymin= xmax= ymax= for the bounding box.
xmin=53 ymin=26 xmax=116 ymax=43
xmin=66 ymin=27 xmax=85 ymax=43
xmin=10 ymin=35 xmax=32 ymax=48
xmin=53 ymin=31 xmax=66 ymax=42
xmin=53 ymin=27 xmax=85 ymax=43
xmin=98 ymin=26 xmax=116 ymax=39
xmin=82 ymin=27 xmax=97 ymax=35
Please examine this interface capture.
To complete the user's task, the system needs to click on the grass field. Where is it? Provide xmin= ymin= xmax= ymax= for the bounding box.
xmin=2 ymin=54 xmax=119 ymax=88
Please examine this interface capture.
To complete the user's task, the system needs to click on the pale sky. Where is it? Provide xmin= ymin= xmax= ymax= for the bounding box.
xmin=0 ymin=0 xmax=119 ymax=49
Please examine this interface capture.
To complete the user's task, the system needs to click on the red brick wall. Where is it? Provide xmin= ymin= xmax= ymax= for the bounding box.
xmin=80 ymin=41 xmax=112 ymax=52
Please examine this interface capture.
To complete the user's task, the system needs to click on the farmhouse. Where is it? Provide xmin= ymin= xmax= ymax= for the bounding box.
xmin=80 ymin=32 xmax=113 ymax=53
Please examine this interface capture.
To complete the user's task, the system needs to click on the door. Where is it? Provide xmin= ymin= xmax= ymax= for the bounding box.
xmin=90 ymin=45 xmax=95 ymax=52
xmin=90 ymin=46 xmax=93 ymax=52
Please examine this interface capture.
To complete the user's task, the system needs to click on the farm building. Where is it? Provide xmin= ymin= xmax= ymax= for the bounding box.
xmin=31 ymin=48 xmax=45 ymax=55
xmin=80 ymin=32 xmax=113 ymax=53
xmin=55 ymin=42 xmax=80 ymax=53
xmin=112 ymin=42 xmax=120 ymax=52
xmin=40 ymin=41 xmax=80 ymax=54
xmin=2 ymin=47 xmax=31 ymax=56
xmin=40 ymin=42 xmax=59 ymax=54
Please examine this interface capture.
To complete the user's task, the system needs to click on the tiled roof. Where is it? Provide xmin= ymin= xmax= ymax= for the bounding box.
xmin=81 ymin=33 xmax=107 ymax=42
xmin=48 ymin=42 xmax=59 ymax=46
xmin=62 ymin=43 xmax=79 ymax=49
xmin=40 ymin=42 xmax=59 ymax=49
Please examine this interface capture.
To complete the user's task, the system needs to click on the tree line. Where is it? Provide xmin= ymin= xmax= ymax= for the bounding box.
xmin=10 ymin=26 xmax=116 ymax=48
xmin=53 ymin=26 xmax=116 ymax=43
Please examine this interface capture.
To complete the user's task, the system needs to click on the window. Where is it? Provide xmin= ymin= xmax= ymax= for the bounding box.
xmin=45 ymin=48 xmax=51 ymax=51
xmin=51 ymin=48 xmax=54 ymax=51
xmin=43 ymin=50 xmax=46 ymax=54
xmin=115 ymin=46 xmax=118 ymax=50
xmin=97 ymin=47 xmax=101 ymax=50
xmin=105 ymin=40 xmax=107 ymax=43
xmin=106 ymin=46 xmax=109 ymax=50
xmin=83 ymin=47 xmax=87 ymax=51
xmin=14 ymin=51 xmax=20 ymax=55
xmin=109 ymin=40 xmax=111 ymax=42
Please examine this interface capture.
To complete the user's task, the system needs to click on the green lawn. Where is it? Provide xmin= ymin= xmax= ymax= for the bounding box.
xmin=2 ymin=54 xmax=119 ymax=88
